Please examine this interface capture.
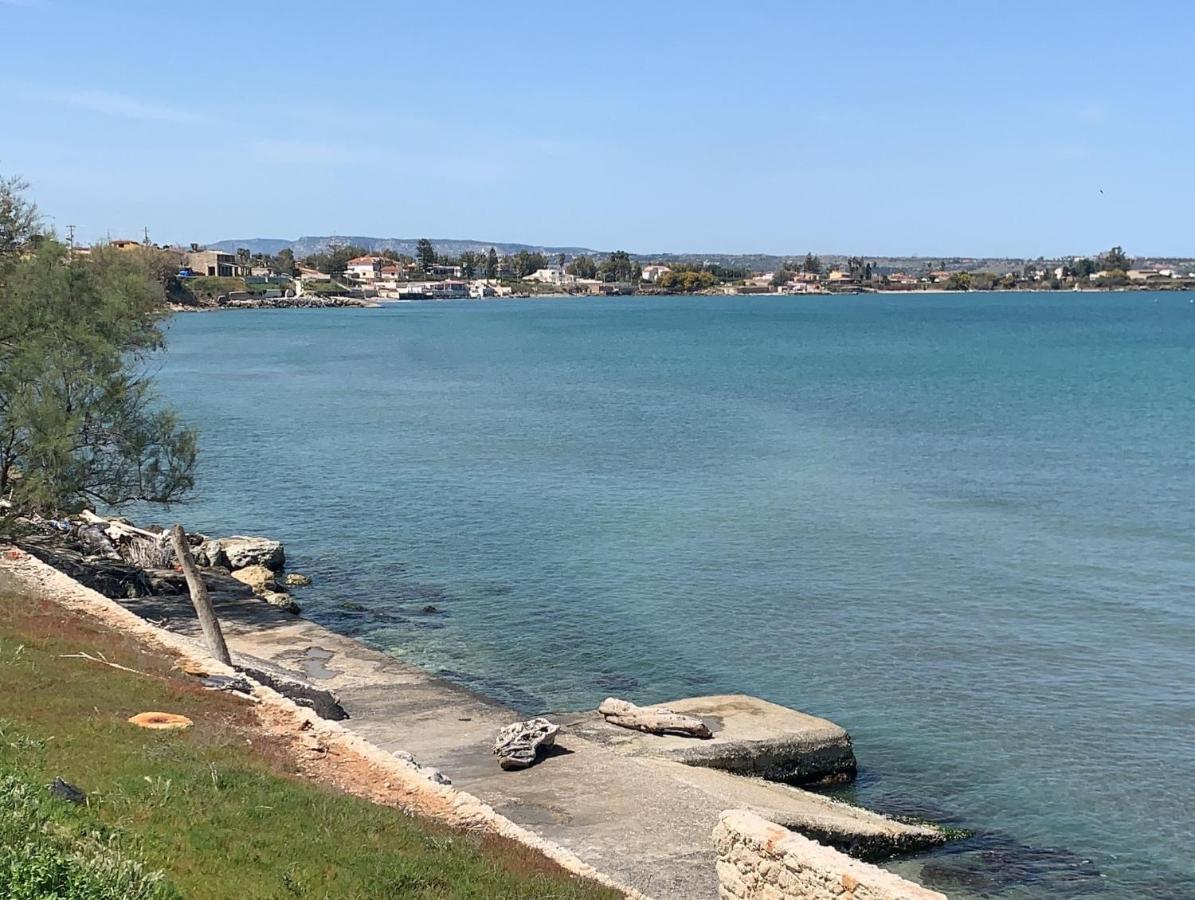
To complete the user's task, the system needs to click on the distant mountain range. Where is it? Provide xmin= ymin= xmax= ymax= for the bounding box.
xmin=205 ymin=236 xmax=606 ymax=259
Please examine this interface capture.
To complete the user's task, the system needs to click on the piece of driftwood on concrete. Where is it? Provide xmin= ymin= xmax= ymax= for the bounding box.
xmin=598 ymin=697 xmax=713 ymax=739
xmin=493 ymin=717 xmax=559 ymax=770
xmin=169 ymin=524 xmax=232 ymax=666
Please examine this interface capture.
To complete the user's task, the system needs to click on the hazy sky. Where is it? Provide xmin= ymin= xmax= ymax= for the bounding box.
xmin=2 ymin=0 xmax=1192 ymax=256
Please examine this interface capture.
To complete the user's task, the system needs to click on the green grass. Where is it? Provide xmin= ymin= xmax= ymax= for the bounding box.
xmin=179 ymin=277 xmax=246 ymax=299
xmin=300 ymin=281 xmax=346 ymax=294
xmin=0 ymin=595 xmax=617 ymax=900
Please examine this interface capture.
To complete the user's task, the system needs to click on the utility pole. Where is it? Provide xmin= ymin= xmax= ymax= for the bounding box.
xmin=65 ymin=224 xmax=76 ymax=257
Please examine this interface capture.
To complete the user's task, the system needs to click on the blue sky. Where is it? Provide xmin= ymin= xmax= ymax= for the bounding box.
xmin=2 ymin=0 xmax=1192 ymax=256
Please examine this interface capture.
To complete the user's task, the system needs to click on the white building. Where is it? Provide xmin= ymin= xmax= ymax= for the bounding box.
xmin=346 ymin=256 xmax=386 ymax=281
xmin=525 ymin=266 xmax=568 ymax=285
xmin=641 ymin=264 xmax=672 ymax=283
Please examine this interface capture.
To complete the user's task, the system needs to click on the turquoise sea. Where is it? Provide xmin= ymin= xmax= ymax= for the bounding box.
xmin=148 ymin=293 xmax=1195 ymax=898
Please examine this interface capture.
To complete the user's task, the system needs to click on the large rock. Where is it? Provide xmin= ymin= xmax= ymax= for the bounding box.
xmin=196 ymin=536 xmax=284 ymax=571
xmin=230 ymin=564 xmax=277 ymax=594
xmin=492 ymin=718 xmax=559 ymax=771
xmin=236 ymin=665 xmax=348 ymax=721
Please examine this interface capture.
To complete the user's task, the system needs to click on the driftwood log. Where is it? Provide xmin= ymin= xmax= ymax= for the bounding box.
xmin=598 ymin=697 xmax=713 ymax=739
xmin=169 ymin=524 xmax=232 ymax=666
xmin=493 ymin=718 xmax=559 ymax=770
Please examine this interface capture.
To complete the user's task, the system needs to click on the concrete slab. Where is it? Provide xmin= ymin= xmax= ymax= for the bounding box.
xmin=563 ymin=694 xmax=857 ymax=785
xmin=660 ymin=764 xmax=946 ymax=861
xmin=105 ymin=590 xmax=943 ymax=899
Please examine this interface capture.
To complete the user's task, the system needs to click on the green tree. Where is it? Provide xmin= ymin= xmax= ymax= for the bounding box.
xmin=511 ymin=250 xmax=547 ymax=278
xmin=566 ymin=255 xmax=598 ymax=279
xmin=658 ymin=270 xmax=717 ymax=292
xmin=802 ymin=253 xmax=822 ymax=275
xmin=946 ymin=272 xmax=972 ymax=291
xmin=600 ymin=250 xmax=640 ymax=283
xmin=459 ymin=251 xmax=478 ymax=279
xmin=0 ymin=205 xmax=197 ymax=512
xmin=275 ymin=248 xmax=298 ymax=276
xmin=485 ymin=247 xmax=499 ymax=279
xmin=0 ymin=175 xmax=40 ymax=266
xmin=302 ymin=245 xmax=367 ymax=278
xmin=1100 ymin=245 xmax=1131 ymax=270
xmin=416 ymin=238 xmax=437 ymax=271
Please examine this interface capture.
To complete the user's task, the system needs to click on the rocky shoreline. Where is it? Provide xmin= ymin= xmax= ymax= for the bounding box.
xmin=5 ymin=508 xmax=963 ymax=898
xmin=11 ymin=512 xmax=308 ymax=613
xmin=170 ymin=295 xmax=378 ymax=312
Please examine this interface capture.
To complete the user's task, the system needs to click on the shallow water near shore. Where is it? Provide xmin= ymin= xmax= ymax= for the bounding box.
xmin=143 ymin=293 xmax=1195 ymax=898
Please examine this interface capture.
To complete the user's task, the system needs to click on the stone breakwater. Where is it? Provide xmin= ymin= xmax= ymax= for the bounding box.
xmin=714 ymin=810 xmax=946 ymax=900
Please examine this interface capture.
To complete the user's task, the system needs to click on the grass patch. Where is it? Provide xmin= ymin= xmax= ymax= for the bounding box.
xmin=179 ymin=277 xmax=247 ymax=300
xmin=300 ymin=281 xmax=347 ymax=295
xmin=0 ymin=594 xmax=616 ymax=899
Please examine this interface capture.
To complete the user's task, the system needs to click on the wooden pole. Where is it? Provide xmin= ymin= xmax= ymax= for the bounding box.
xmin=169 ymin=524 xmax=232 ymax=666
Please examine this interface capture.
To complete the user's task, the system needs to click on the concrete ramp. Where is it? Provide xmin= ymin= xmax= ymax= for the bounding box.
xmin=96 ymin=589 xmax=947 ymax=899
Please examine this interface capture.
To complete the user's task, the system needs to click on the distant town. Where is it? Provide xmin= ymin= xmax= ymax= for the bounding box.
xmin=79 ymin=235 xmax=1195 ymax=308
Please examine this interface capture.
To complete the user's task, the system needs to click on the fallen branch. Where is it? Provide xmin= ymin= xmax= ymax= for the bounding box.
xmin=79 ymin=510 xmax=163 ymax=542
xmin=598 ymin=697 xmax=713 ymax=738
xmin=59 ymin=651 xmax=162 ymax=680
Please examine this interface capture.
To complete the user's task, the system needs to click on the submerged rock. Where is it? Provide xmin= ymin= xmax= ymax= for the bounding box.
xmin=261 ymin=590 xmax=299 ymax=613
xmin=493 ymin=718 xmax=559 ymax=771
xmin=283 ymin=572 xmax=312 ymax=587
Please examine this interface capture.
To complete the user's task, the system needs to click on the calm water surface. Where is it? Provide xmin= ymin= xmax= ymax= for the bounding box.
xmin=148 ymin=293 xmax=1195 ymax=898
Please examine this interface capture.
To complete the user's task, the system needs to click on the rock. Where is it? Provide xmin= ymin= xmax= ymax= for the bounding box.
xmin=199 ymin=674 xmax=255 ymax=694
xmin=192 ymin=539 xmax=228 ymax=569
xmin=48 ymin=777 xmax=86 ymax=805
xmin=421 ymin=605 xmax=438 ymax=613
xmin=195 ymin=536 xmax=284 ymax=571
xmin=261 ymin=590 xmax=299 ymax=613
xmin=492 ymin=717 xmax=559 ymax=770
xmin=236 ymin=665 xmax=348 ymax=721
xmin=283 ymin=572 xmax=312 ymax=587
xmin=19 ymin=542 xmax=153 ymax=598
xmin=230 ymin=564 xmax=278 ymax=594
xmin=392 ymin=750 xmax=452 ymax=786
xmin=220 ymin=536 xmax=284 ymax=571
